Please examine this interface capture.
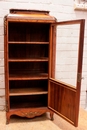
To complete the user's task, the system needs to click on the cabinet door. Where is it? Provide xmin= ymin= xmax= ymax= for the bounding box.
xmin=48 ymin=20 xmax=85 ymax=127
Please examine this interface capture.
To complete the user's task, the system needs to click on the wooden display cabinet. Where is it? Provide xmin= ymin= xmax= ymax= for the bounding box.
xmin=4 ymin=9 xmax=85 ymax=126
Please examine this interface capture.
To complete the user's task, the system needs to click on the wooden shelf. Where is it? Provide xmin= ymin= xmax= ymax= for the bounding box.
xmin=8 ymin=41 xmax=49 ymax=44
xmin=9 ymin=73 xmax=48 ymax=80
xmin=8 ymin=58 xmax=48 ymax=62
xmin=10 ymin=107 xmax=47 ymax=111
xmin=10 ymin=88 xmax=48 ymax=96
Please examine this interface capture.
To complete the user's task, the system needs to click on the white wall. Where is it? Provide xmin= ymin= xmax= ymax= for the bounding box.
xmin=0 ymin=0 xmax=87 ymax=110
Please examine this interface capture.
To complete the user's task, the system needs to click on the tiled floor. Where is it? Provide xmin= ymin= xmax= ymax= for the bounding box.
xmin=0 ymin=108 xmax=87 ymax=130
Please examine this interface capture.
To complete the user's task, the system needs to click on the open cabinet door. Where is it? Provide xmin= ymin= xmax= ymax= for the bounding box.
xmin=48 ymin=19 xmax=85 ymax=127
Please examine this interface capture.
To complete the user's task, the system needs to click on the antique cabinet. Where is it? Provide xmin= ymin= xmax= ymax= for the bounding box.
xmin=4 ymin=9 xmax=85 ymax=126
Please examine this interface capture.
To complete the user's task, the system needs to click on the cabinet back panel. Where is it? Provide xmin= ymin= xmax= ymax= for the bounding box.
xmin=9 ymin=80 xmax=48 ymax=90
xmin=8 ymin=22 xmax=49 ymax=42
xmin=10 ymin=95 xmax=47 ymax=108
xmin=9 ymin=62 xmax=48 ymax=75
xmin=9 ymin=44 xmax=49 ymax=59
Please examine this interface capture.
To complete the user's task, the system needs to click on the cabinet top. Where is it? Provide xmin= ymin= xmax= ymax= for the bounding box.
xmin=5 ymin=9 xmax=56 ymax=23
xmin=10 ymin=9 xmax=50 ymax=14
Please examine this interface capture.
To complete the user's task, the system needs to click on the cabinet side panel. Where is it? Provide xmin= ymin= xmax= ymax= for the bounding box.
xmin=4 ymin=18 xmax=9 ymax=112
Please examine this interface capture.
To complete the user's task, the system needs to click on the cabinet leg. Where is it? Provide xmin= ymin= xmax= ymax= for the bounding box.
xmin=6 ymin=116 xmax=10 ymax=124
xmin=50 ymin=112 xmax=54 ymax=121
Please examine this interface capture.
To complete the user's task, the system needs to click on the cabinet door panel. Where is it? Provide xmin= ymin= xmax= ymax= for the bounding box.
xmin=48 ymin=20 xmax=85 ymax=127
xmin=49 ymin=79 xmax=76 ymax=124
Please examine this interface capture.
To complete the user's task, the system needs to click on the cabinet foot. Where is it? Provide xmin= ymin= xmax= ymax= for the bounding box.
xmin=6 ymin=116 xmax=10 ymax=124
xmin=50 ymin=113 xmax=54 ymax=121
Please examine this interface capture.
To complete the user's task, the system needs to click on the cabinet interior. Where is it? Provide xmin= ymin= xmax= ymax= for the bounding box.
xmin=9 ymin=80 xmax=48 ymax=95
xmin=9 ymin=44 xmax=49 ymax=59
xmin=8 ymin=22 xmax=50 ymax=109
xmin=8 ymin=22 xmax=49 ymax=42
xmin=10 ymin=94 xmax=47 ymax=109
xmin=9 ymin=62 xmax=48 ymax=77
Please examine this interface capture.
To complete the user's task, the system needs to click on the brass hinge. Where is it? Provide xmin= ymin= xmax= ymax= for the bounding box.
xmin=77 ymin=73 xmax=81 ymax=82
xmin=4 ymin=16 xmax=7 ymax=35
xmin=6 ymin=100 xmax=9 ymax=112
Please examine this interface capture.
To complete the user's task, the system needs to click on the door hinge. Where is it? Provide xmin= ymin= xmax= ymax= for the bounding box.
xmin=77 ymin=73 xmax=81 ymax=82
xmin=4 ymin=16 xmax=7 ymax=35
